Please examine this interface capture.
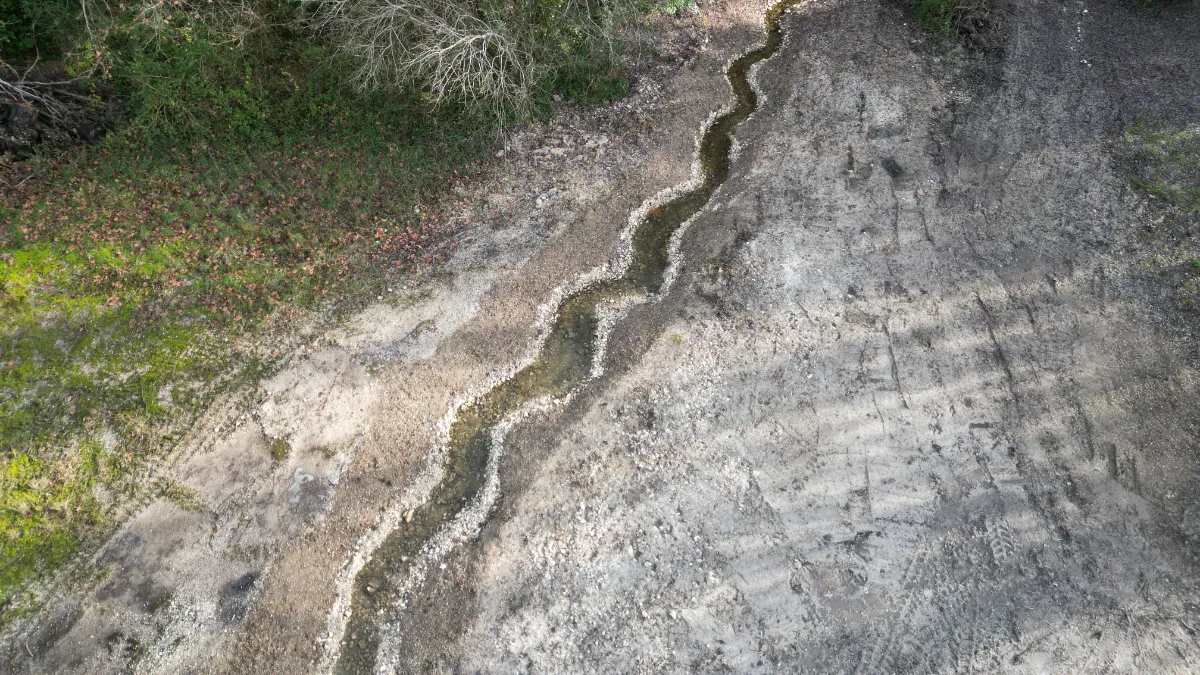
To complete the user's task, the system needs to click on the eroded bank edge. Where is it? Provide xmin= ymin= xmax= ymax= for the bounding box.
xmin=317 ymin=2 xmax=803 ymax=671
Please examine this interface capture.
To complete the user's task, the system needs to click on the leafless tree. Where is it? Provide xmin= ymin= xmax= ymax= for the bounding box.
xmin=305 ymin=0 xmax=535 ymax=117
xmin=305 ymin=0 xmax=639 ymax=118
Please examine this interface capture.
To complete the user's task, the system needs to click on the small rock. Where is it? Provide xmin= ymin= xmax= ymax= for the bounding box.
xmin=550 ymin=147 xmax=567 ymax=157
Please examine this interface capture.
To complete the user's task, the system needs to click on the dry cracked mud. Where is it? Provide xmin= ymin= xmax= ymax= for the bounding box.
xmin=4 ymin=0 xmax=1200 ymax=672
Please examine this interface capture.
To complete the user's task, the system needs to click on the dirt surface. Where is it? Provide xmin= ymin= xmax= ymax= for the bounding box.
xmin=375 ymin=0 xmax=1200 ymax=672
xmin=5 ymin=0 xmax=1200 ymax=672
xmin=0 ymin=2 xmax=773 ymax=672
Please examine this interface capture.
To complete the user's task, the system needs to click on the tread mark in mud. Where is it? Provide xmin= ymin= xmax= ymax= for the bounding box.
xmin=856 ymin=537 xmax=931 ymax=674
xmin=974 ymin=293 xmax=1020 ymax=405
xmin=1103 ymin=441 xmax=1118 ymax=479
xmin=985 ymin=516 xmax=1016 ymax=568
xmin=1072 ymin=398 xmax=1096 ymax=462
xmin=323 ymin=2 xmax=811 ymax=673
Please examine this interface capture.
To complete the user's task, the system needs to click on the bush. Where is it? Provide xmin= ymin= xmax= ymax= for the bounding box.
xmin=304 ymin=0 xmax=650 ymax=119
xmin=1 ymin=0 xmax=665 ymax=150
xmin=0 ymin=0 xmax=83 ymax=63
xmin=902 ymin=0 xmax=1003 ymax=49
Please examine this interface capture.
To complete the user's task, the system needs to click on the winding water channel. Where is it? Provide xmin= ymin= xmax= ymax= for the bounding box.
xmin=332 ymin=3 xmax=803 ymax=671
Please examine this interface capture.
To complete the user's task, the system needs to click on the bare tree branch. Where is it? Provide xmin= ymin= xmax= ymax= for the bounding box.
xmin=303 ymin=0 xmax=634 ymax=118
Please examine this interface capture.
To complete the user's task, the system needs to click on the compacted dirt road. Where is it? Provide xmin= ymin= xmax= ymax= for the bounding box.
xmin=6 ymin=0 xmax=1200 ymax=672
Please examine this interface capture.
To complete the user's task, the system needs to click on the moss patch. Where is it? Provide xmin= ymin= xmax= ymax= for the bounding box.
xmin=901 ymin=0 xmax=1004 ymax=50
xmin=0 ymin=98 xmax=494 ymax=622
xmin=269 ymin=438 xmax=291 ymax=463
xmin=1126 ymin=123 xmax=1200 ymax=216
xmin=1124 ymin=122 xmax=1200 ymax=307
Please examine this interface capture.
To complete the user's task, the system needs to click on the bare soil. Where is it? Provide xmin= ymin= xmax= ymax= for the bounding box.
xmin=4 ymin=0 xmax=1200 ymax=672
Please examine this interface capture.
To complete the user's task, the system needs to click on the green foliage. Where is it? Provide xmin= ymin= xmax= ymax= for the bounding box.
xmin=912 ymin=0 xmax=957 ymax=39
xmin=902 ymin=0 xmax=1000 ymax=48
xmin=4 ymin=1 xmax=662 ymax=145
xmin=551 ymin=61 xmax=630 ymax=105
xmin=1 ymin=446 xmax=105 ymax=613
xmin=1126 ymin=123 xmax=1200 ymax=215
xmin=0 ymin=0 xmax=670 ymax=625
xmin=108 ymin=17 xmax=270 ymax=141
xmin=0 ymin=0 xmax=82 ymax=62
xmin=653 ymin=0 xmax=701 ymax=17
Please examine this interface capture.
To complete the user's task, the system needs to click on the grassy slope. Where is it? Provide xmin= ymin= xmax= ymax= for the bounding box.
xmin=0 ymin=86 xmax=494 ymax=620
xmin=0 ymin=0 xmax=689 ymax=629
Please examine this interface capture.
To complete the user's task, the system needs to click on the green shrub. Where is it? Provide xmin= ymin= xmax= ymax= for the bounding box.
xmin=1126 ymin=123 xmax=1200 ymax=215
xmin=911 ymin=0 xmax=956 ymax=39
xmin=2 ymin=0 xmax=680 ymax=148
xmin=305 ymin=0 xmax=663 ymax=119
xmin=1 ymin=0 xmax=680 ymax=623
xmin=0 ymin=0 xmax=82 ymax=62
xmin=901 ymin=0 xmax=1002 ymax=49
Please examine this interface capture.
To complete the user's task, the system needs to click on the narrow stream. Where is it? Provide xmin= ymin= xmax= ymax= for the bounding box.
xmin=334 ymin=2 xmax=801 ymax=671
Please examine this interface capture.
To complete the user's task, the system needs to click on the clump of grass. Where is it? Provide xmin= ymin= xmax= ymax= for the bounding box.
xmin=0 ymin=443 xmax=107 ymax=619
xmin=270 ymin=438 xmax=291 ymax=463
xmin=1126 ymin=123 xmax=1200 ymax=216
xmin=0 ymin=84 xmax=494 ymax=623
xmin=157 ymin=481 xmax=206 ymax=513
xmin=1124 ymin=122 xmax=1200 ymax=307
xmin=902 ymin=0 xmax=1004 ymax=49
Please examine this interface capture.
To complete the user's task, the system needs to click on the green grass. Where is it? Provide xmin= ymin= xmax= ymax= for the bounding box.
xmin=902 ymin=0 xmax=1000 ymax=48
xmin=1124 ymin=122 xmax=1200 ymax=306
xmin=0 ymin=0 xmax=685 ymax=630
xmin=1126 ymin=123 xmax=1200 ymax=215
xmin=0 ymin=82 xmax=496 ymax=622
xmin=911 ymin=0 xmax=957 ymax=39
xmin=1 ymin=446 xmax=105 ymax=608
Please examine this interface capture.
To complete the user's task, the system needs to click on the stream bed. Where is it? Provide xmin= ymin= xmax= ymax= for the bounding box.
xmin=333 ymin=3 xmax=804 ymax=671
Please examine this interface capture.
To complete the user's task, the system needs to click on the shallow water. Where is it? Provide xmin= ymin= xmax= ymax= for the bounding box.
xmin=334 ymin=3 xmax=803 ymax=671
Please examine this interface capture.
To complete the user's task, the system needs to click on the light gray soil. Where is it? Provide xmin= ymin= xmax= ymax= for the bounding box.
xmin=375 ymin=0 xmax=1200 ymax=672
xmin=0 ymin=3 xmax=774 ymax=673
xmin=5 ymin=0 xmax=1200 ymax=672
